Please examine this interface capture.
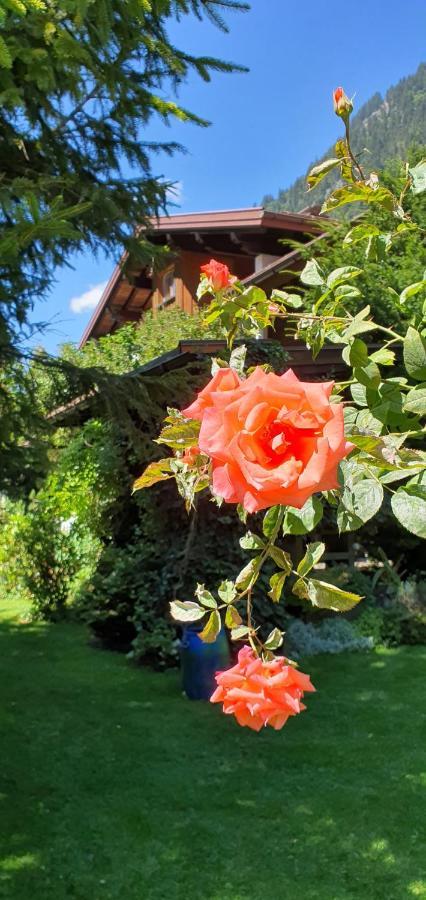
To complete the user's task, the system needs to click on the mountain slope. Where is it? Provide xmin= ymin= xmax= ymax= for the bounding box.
xmin=263 ymin=63 xmax=426 ymax=213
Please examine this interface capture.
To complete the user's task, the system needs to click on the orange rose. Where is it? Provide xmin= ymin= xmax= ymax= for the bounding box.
xmin=182 ymin=366 xmax=241 ymax=420
xmin=182 ymin=367 xmax=352 ymax=514
xmin=200 ymin=259 xmax=235 ymax=291
xmin=211 ymin=645 xmax=315 ymax=731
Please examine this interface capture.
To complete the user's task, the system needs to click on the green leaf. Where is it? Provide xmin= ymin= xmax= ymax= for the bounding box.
xmin=225 ymin=605 xmax=242 ymax=628
xmin=354 ymin=361 xmax=381 ymax=390
xmin=303 ymin=579 xmax=362 ymax=612
xmin=306 ymin=157 xmax=341 ymax=190
xmin=350 ymin=382 xmax=368 ymax=407
xmin=239 ymin=532 xmax=265 ymax=551
xmin=409 ymin=159 xmax=426 ymax=195
xmin=343 ymin=223 xmax=380 ymax=246
xmin=270 ymin=289 xmax=303 ymax=309
xmin=199 ymin=610 xmax=221 ymax=643
xmin=370 ymin=348 xmax=395 ymax=366
xmin=170 ymin=600 xmax=205 ymax=622
xmin=264 ymin=628 xmax=284 ymax=650
xmin=268 ymin=546 xmax=292 ymax=572
xmin=342 ymin=338 xmax=368 ymax=368
xmin=327 ymin=266 xmax=362 ymax=289
xmin=284 ymin=496 xmax=323 ymax=535
xmin=195 ymin=585 xmax=217 ymax=609
xmin=262 ymin=505 xmax=282 ymax=538
xmin=230 ymin=625 xmax=251 ymax=641
xmin=300 ymin=259 xmax=326 ymax=287
xmin=268 ymin=571 xmax=287 ymax=603
xmin=235 ymin=558 xmax=260 ymax=591
xmin=343 ymin=306 xmax=377 ymax=340
xmin=133 ymin=458 xmax=173 ymax=491
xmin=400 ymin=279 xmax=426 ymax=305
xmin=391 ymin=484 xmax=426 ymax=539
xmin=229 ymin=344 xmax=247 ymax=376
xmin=403 ymin=327 xmax=426 ymax=382
xmin=218 ymin=580 xmax=237 ymax=604
xmin=403 ymin=385 xmax=426 ymax=416
xmin=321 ymin=182 xmax=396 ymax=214
xmin=155 ymin=415 xmax=200 ymax=450
xmin=297 ymin=541 xmax=325 ymax=577
xmin=337 ymin=478 xmax=383 ymax=532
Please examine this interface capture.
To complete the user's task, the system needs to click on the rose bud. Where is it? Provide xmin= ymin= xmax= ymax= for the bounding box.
xmin=200 ymin=259 xmax=236 ymax=292
xmin=333 ymin=87 xmax=353 ymax=120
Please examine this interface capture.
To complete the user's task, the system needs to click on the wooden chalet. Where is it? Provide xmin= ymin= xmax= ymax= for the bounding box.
xmin=79 ymin=206 xmax=325 ymax=346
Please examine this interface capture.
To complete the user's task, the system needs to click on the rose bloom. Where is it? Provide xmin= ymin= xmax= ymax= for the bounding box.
xmin=200 ymin=259 xmax=234 ymax=291
xmin=211 ymin=645 xmax=315 ymax=731
xmin=182 ymin=366 xmax=353 ymax=513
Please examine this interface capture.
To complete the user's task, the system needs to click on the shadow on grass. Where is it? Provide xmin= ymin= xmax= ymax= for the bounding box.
xmin=0 ymin=602 xmax=425 ymax=900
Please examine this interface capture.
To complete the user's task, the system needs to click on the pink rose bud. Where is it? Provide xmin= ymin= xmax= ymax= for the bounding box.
xmin=333 ymin=87 xmax=353 ymax=120
xmin=268 ymin=303 xmax=280 ymax=315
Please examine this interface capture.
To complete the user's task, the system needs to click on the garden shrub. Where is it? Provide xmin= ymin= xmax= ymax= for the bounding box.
xmin=285 ymin=617 xmax=374 ymax=657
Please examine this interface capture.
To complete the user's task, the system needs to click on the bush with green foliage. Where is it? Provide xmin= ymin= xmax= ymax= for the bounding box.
xmin=285 ymin=617 xmax=374 ymax=657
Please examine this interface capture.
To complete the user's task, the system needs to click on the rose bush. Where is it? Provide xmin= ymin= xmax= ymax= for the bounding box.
xmin=135 ymin=87 xmax=426 ymax=731
xmin=183 ymin=367 xmax=352 ymax=513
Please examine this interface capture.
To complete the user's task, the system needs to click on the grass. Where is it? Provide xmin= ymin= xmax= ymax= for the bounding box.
xmin=0 ymin=597 xmax=425 ymax=900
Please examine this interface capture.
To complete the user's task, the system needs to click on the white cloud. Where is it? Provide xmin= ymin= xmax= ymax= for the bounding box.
xmin=69 ymin=281 xmax=108 ymax=314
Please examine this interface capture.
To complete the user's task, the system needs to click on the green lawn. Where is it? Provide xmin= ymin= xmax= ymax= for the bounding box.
xmin=0 ymin=598 xmax=425 ymax=900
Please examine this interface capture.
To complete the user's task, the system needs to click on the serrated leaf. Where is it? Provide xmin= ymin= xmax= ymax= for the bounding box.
xmin=391 ymin=484 xmax=426 ymax=539
xmin=354 ymin=361 xmax=381 ymax=390
xmin=297 ymin=542 xmax=325 ymax=577
xmin=284 ymin=496 xmax=323 ymax=535
xmin=370 ymin=348 xmax=395 ymax=366
xmin=229 ymin=344 xmax=247 ymax=375
xmin=400 ymin=279 xmax=426 ymax=305
xmin=409 ymin=159 xmax=426 ymax=195
xmin=239 ymin=532 xmax=265 ymax=551
xmin=218 ymin=580 xmax=237 ymax=604
xmin=262 ymin=505 xmax=282 ymax=538
xmin=195 ymin=585 xmax=217 ymax=609
xmin=231 ymin=625 xmax=251 ymax=641
xmin=403 ymin=386 xmax=426 ymax=416
xmin=403 ymin=327 xmax=426 ymax=382
xmin=170 ymin=600 xmax=205 ymax=622
xmin=304 ymin=579 xmax=362 ymax=612
xmin=300 ymin=259 xmax=326 ymax=287
xmin=264 ymin=628 xmax=284 ymax=650
xmin=133 ymin=458 xmax=173 ymax=491
xmin=342 ymin=338 xmax=368 ymax=368
xmin=268 ymin=571 xmax=287 ymax=603
xmin=306 ymin=157 xmax=341 ymax=190
xmin=155 ymin=417 xmax=200 ymax=450
xmin=268 ymin=546 xmax=292 ymax=572
xmin=199 ymin=610 xmax=221 ymax=643
xmin=225 ymin=605 xmax=242 ymax=627
xmin=327 ymin=266 xmax=362 ymax=288
xmin=337 ymin=478 xmax=383 ymax=532
xmin=343 ymin=223 xmax=380 ymax=246
xmin=235 ymin=558 xmax=260 ymax=591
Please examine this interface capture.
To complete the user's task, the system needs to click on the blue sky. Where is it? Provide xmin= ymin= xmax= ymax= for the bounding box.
xmin=31 ymin=0 xmax=426 ymax=354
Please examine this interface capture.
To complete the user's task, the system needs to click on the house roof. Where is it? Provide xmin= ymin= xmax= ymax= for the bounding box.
xmin=79 ymin=206 xmax=323 ymax=346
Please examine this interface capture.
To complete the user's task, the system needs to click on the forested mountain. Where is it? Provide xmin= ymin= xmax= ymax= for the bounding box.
xmin=263 ymin=63 xmax=426 ymax=213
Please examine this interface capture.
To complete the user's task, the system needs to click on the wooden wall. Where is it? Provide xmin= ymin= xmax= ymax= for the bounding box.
xmin=152 ymin=250 xmax=254 ymax=315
